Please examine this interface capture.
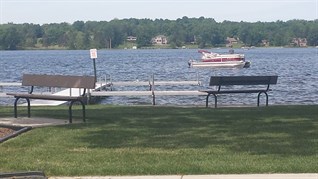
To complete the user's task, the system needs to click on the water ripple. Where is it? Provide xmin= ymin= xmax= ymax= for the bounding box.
xmin=0 ymin=48 xmax=317 ymax=106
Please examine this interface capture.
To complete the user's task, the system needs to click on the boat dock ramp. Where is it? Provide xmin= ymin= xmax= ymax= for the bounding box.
xmin=0 ymin=82 xmax=21 ymax=97
xmin=1 ymin=78 xmax=204 ymax=106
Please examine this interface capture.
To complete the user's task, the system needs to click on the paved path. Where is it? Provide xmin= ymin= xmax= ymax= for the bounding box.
xmin=49 ymin=174 xmax=318 ymax=179
xmin=0 ymin=117 xmax=80 ymax=127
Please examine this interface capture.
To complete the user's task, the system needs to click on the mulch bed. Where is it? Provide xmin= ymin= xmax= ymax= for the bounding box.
xmin=0 ymin=125 xmax=32 ymax=143
xmin=0 ymin=127 xmax=16 ymax=138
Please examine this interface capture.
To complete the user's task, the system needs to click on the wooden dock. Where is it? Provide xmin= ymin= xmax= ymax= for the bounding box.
xmin=95 ymin=80 xmax=201 ymax=91
xmin=0 ymin=82 xmax=22 ymax=86
xmin=0 ymin=82 xmax=22 ymax=97
xmin=21 ymin=88 xmax=87 ymax=106
xmin=1 ymin=82 xmax=88 ymax=106
xmin=91 ymin=90 xmax=204 ymax=96
xmin=1 ymin=80 xmax=204 ymax=106
xmin=90 ymin=90 xmax=205 ymax=105
xmin=103 ymin=80 xmax=200 ymax=86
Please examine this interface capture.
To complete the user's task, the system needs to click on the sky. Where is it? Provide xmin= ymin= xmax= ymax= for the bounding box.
xmin=0 ymin=0 xmax=317 ymax=24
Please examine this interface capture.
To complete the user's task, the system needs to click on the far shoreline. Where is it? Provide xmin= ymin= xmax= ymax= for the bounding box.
xmin=2 ymin=46 xmax=318 ymax=51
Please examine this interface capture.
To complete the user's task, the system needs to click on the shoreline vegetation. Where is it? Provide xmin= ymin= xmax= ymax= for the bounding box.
xmin=13 ymin=45 xmax=318 ymax=51
xmin=0 ymin=105 xmax=317 ymax=176
xmin=1 ymin=17 xmax=317 ymax=50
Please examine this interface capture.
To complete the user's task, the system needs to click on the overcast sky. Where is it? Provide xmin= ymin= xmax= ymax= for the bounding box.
xmin=0 ymin=0 xmax=317 ymax=24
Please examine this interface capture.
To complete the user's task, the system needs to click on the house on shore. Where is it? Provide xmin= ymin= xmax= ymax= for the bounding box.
xmin=262 ymin=40 xmax=270 ymax=47
xmin=152 ymin=35 xmax=168 ymax=45
xmin=226 ymin=37 xmax=239 ymax=47
xmin=127 ymin=36 xmax=137 ymax=41
xmin=291 ymin=38 xmax=307 ymax=47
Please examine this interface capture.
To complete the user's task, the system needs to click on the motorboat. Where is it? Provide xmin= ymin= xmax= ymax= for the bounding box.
xmin=188 ymin=50 xmax=250 ymax=68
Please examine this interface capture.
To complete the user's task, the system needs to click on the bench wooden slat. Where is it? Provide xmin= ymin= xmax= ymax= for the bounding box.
xmin=22 ymin=74 xmax=95 ymax=89
xmin=200 ymin=89 xmax=270 ymax=94
xmin=6 ymin=93 xmax=85 ymax=101
xmin=209 ymin=76 xmax=278 ymax=86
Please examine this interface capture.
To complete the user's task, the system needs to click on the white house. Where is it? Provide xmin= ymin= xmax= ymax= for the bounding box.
xmin=152 ymin=35 xmax=168 ymax=45
xmin=127 ymin=36 xmax=137 ymax=41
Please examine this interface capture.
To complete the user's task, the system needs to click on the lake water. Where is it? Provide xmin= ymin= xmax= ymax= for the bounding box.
xmin=0 ymin=48 xmax=317 ymax=106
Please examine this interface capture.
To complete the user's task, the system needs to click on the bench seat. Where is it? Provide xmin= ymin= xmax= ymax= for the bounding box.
xmin=201 ymin=76 xmax=278 ymax=108
xmin=200 ymin=89 xmax=271 ymax=94
xmin=6 ymin=93 xmax=85 ymax=101
xmin=7 ymin=74 xmax=95 ymax=123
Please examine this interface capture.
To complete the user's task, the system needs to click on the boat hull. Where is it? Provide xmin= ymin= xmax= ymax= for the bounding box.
xmin=202 ymin=54 xmax=245 ymax=62
xmin=189 ymin=60 xmax=249 ymax=68
xmin=189 ymin=50 xmax=250 ymax=68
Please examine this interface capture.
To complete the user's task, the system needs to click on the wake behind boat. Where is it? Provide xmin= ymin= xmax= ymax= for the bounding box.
xmin=188 ymin=50 xmax=250 ymax=68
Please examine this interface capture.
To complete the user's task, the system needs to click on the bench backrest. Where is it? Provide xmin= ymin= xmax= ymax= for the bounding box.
xmin=22 ymin=74 xmax=96 ymax=89
xmin=209 ymin=76 xmax=278 ymax=86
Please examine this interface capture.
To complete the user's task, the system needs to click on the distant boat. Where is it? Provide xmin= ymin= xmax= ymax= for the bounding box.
xmin=188 ymin=50 xmax=250 ymax=68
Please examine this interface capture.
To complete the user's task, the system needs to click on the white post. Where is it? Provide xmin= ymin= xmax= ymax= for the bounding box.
xmin=90 ymin=49 xmax=98 ymax=83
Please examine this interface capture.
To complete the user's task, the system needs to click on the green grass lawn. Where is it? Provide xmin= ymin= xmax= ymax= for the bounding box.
xmin=0 ymin=105 xmax=317 ymax=176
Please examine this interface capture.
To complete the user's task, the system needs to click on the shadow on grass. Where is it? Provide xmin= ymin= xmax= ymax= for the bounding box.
xmin=64 ymin=105 xmax=318 ymax=156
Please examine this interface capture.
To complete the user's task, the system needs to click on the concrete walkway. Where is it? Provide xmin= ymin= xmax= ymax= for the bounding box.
xmin=0 ymin=117 xmax=81 ymax=127
xmin=49 ymin=174 xmax=318 ymax=179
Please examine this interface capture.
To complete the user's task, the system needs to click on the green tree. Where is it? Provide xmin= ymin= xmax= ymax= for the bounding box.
xmin=42 ymin=23 xmax=71 ymax=47
xmin=136 ymin=24 xmax=154 ymax=48
xmin=1 ymin=18 xmax=317 ymax=50
xmin=306 ymin=20 xmax=318 ymax=46
xmin=0 ymin=25 xmax=21 ymax=50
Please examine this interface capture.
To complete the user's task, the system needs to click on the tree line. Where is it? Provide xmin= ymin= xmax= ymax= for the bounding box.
xmin=0 ymin=16 xmax=317 ymax=50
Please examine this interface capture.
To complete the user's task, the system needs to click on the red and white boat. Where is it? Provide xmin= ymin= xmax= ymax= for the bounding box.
xmin=188 ymin=50 xmax=250 ymax=68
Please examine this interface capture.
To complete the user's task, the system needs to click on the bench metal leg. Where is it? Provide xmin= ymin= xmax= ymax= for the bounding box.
xmin=152 ymin=94 xmax=155 ymax=105
xmin=13 ymin=97 xmax=30 ymax=118
xmin=69 ymin=100 xmax=86 ymax=124
xmin=26 ymin=98 xmax=31 ymax=117
xmin=213 ymin=94 xmax=217 ymax=108
xmin=80 ymin=101 xmax=86 ymax=123
xmin=257 ymin=92 xmax=268 ymax=106
xmin=206 ymin=93 xmax=217 ymax=108
xmin=205 ymin=94 xmax=210 ymax=108
xmin=13 ymin=97 xmax=19 ymax=118
xmin=69 ymin=101 xmax=74 ymax=124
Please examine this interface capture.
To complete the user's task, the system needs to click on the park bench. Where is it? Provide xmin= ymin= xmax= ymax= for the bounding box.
xmin=6 ymin=74 xmax=96 ymax=123
xmin=200 ymin=76 xmax=278 ymax=108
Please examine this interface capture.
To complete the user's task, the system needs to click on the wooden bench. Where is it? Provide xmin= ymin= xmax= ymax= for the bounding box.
xmin=7 ymin=74 xmax=96 ymax=123
xmin=200 ymin=76 xmax=278 ymax=108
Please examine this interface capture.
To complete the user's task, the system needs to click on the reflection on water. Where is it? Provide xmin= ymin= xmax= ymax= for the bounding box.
xmin=0 ymin=48 xmax=317 ymax=106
